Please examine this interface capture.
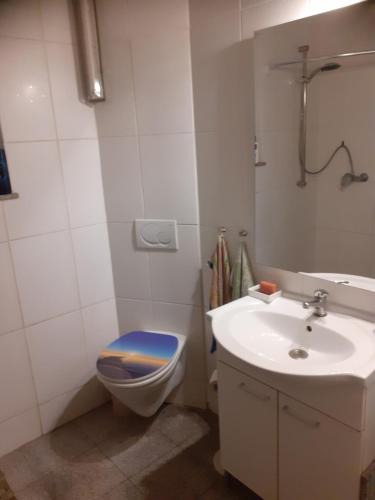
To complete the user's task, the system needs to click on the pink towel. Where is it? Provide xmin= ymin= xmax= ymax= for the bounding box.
xmin=209 ymin=234 xmax=231 ymax=310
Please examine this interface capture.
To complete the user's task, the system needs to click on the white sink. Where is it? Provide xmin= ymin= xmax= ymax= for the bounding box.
xmin=208 ymin=295 xmax=375 ymax=380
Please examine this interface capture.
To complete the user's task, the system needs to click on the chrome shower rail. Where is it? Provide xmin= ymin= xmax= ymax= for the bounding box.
xmin=271 ymin=48 xmax=375 ymax=70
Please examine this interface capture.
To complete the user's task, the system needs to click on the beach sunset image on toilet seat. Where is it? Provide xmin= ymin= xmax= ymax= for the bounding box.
xmin=97 ymin=331 xmax=179 ymax=382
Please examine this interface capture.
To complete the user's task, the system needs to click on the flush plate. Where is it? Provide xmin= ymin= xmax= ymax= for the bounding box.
xmin=135 ymin=219 xmax=178 ymax=250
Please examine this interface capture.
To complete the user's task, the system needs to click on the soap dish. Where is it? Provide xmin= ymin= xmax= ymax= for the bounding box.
xmin=248 ymin=284 xmax=282 ymax=303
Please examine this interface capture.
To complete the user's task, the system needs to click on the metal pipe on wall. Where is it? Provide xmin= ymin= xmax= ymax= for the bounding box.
xmin=297 ymin=45 xmax=308 ymax=188
xmin=72 ymin=0 xmax=105 ymax=102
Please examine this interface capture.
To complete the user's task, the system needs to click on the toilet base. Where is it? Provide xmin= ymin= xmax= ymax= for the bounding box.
xmin=111 ymin=396 xmax=131 ymax=417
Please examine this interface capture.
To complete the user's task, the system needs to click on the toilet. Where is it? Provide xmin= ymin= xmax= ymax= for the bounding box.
xmin=96 ymin=330 xmax=187 ymax=417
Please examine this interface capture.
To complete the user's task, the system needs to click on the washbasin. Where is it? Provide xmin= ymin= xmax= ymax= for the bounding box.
xmin=208 ymin=295 xmax=375 ymax=380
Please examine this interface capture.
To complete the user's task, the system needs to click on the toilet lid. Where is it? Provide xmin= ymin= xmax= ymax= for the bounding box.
xmin=97 ymin=331 xmax=179 ymax=382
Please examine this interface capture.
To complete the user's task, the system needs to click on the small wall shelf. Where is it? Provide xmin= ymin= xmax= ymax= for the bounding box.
xmin=0 ymin=193 xmax=19 ymax=201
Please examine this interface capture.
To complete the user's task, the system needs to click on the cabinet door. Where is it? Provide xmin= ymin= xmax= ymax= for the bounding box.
xmin=218 ymin=362 xmax=278 ymax=500
xmin=279 ymin=394 xmax=361 ymax=500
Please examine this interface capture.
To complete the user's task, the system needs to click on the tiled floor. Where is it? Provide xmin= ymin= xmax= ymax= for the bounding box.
xmin=0 ymin=403 xmax=259 ymax=499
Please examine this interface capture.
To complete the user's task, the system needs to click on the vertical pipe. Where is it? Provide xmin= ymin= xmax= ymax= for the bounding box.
xmin=297 ymin=45 xmax=309 ymax=187
xmin=73 ymin=0 xmax=105 ymax=102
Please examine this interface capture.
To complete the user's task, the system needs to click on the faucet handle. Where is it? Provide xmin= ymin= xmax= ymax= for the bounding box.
xmin=314 ymin=289 xmax=328 ymax=300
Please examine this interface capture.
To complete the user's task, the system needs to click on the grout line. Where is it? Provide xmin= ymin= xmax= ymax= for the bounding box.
xmin=127 ymin=38 xmax=153 ymax=302
xmin=5 ymin=137 xmax=98 ymax=144
xmin=107 ymin=221 xmax=199 ymax=227
xmin=17 ymin=296 xmax=115 ymax=331
xmin=7 ymin=221 xmax=110 ymax=244
xmin=0 ymin=34 xmax=73 ymax=46
xmin=0 ymin=403 xmax=39 ymax=427
xmin=116 ymin=297 xmax=203 ymax=309
xmin=1 ymin=232 xmax=42 ymax=436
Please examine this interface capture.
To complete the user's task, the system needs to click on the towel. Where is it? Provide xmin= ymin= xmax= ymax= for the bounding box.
xmin=231 ymin=241 xmax=254 ymax=300
xmin=209 ymin=234 xmax=231 ymax=353
xmin=361 ymin=460 xmax=375 ymax=500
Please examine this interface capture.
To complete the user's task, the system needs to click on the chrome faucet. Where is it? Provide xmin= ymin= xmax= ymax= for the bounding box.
xmin=303 ymin=289 xmax=328 ymax=317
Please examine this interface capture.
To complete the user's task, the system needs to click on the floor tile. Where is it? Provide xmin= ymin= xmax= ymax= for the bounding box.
xmin=101 ymin=480 xmax=144 ymax=500
xmin=17 ymin=448 xmax=125 ymax=500
xmin=74 ymin=402 xmax=149 ymax=446
xmin=16 ymin=478 xmax=53 ymax=500
xmin=0 ymin=449 xmax=37 ymax=493
xmin=21 ymin=420 xmax=95 ymax=477
xmin=132 ymin=444 xmax=219 ymax=500
xmin=101 ymin=429 xmax=177 ymax=478
xmin=1 ymin=403 xmax=257 ymax=500
xmin=153 ymin=404 xmax=210 ymax=446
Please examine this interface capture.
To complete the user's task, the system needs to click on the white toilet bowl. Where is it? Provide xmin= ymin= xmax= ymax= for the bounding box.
xmin=96 ymin=330 xmax=186 ymax=417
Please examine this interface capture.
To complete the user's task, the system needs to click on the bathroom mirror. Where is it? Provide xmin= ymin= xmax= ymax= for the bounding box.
xmin=254 ymin=1 xmax=375 ymax=291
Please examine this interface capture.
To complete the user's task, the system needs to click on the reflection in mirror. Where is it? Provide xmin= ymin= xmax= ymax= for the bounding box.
xmin=0 ymin=127 xmax=18 ymax=200
xmin=254 ymin=2 xmax=375 ymax=291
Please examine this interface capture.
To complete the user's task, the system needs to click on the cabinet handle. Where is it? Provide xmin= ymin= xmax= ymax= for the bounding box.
xmin=282 ymin=405 xmax=320 ymax=429
xmin=238 ymin=382 xmax=271 ymax=402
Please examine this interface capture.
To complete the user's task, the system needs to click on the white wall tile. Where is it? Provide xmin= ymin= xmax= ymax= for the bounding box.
xmin=26 ymin=311 xmax=89 ymax=404
xmin=126 ymin=0 xmax=189 ymax=37
xmin=307 ymin=0 xmax=365 ymax=16
xmin=0 ymin=409 xmax=41 ymax=458
xmin=40 ymin=0 xmax=72 ymax=43
xmin=195 ymin=132 xmax=251 ymax=229
xmin=116 ymin=298 xmax=153 ymax=334
xmin=140 ymin=134 xmax=198 ymax=224
xmin=0 ymin=243 xmax=23 ymax=336
xmin=152 ymin=301 xmax=206 ymax=408
xmin=11 ymin=231 xmax=80 ymax=325
xmin=315 ymin=228 xmax=373 ymax=277
xmin=0 ymin=204 xmax=8 ymax=242
xmin=60 ymin=139 xmax=106 ymax=228
xmin=95 ymin=40 xmax=137 ymax=137
xmin=95 ymin=0 xmax=129 ymax=44
xmin=0 ymin=0 xmax=42 ymax=40
xmin=149 ymin=225 xmax=202 ymax=305
xmin=108 ymin=223 xmax=151 ymax=300
xmin=190 ymin=0 xmax=240 ymax=21
xmin=0 ymin=330 xmax=37 ymax=423
xmin=316 ymin=181 xmax=375 ymax=235
xmin=241 ymin=0 xmax=268 ymax=8
xmin=132 ymin=30 xmax=194 ymax=134
xmin=72 ymin=225 xmax=114 ymax=307
xmin=82 ymin=299 xmax=119 ymax=369
xmin=99 ymin=137 xmax=144 ymax=223
xmin=4 ymin=142 xmax=68 ymax=239
xmin=190 ymin=6 xmax=241 ymax=133
xmin=46 ymin=43 xmax=97 ymax=139
xmin=151 ymin=301 xmax=202 ymax=336
xmin=0 ymin=38 xmax=56 ymax=142
xmin=241 ymin=0 xmax=308 ymax=39
xmin=39 ymin=378 xmax=109 ymax=433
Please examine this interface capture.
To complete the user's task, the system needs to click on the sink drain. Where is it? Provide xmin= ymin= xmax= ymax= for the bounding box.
xmin=289 ymin=348 xmax=308 ymax=360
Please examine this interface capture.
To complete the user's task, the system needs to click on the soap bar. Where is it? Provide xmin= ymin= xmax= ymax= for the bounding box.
xmin=259 ymin=281 xmax=278 ymax=295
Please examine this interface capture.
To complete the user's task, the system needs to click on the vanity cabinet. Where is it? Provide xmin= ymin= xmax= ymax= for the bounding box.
xmin=218 ymin=362 xmax=362 ymax=500
xmin=279 ymin=394 xmax=361 ymax=500
xmin=218 ymin=362 xmax=278 ymax=500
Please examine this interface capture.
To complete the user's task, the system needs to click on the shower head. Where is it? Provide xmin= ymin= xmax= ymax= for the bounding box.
xmin=321 ymin=62 xmax=341 ymax=72
xmin=307 ymin=62 xmax=341 ymax=82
